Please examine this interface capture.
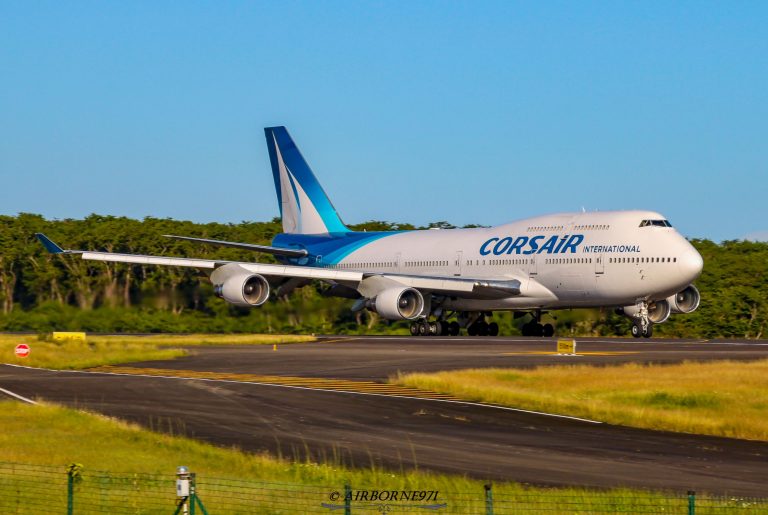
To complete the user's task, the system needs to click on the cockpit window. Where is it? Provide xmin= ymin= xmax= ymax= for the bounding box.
xmin=639 ymin=219 xmax=672 ymax=228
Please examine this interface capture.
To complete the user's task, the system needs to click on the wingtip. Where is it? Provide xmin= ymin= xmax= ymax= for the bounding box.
xmin=35 ymin=233 xmax=66 ymax=254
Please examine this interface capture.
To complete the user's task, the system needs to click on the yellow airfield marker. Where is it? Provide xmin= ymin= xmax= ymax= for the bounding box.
xmin=51 ymin=332 xmax=86 ymax=343
xmin=273 ymin=344 xmax=277 ymax=351
xmin=557 ymin=338 xmax=577 ymax=355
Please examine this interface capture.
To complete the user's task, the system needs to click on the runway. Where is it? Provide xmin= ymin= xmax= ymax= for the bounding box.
xmin=2 ymin=336 xmax=768 ymax=495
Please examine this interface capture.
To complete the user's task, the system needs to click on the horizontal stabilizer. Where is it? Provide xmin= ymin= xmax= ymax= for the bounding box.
xmin=35 ymin=233 xmax=77 ymax=254
xmin=163 ymin=235 xmax=308 ymax=258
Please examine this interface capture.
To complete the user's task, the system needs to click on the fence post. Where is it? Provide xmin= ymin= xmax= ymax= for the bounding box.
xmin=66 ymin=463 xmax=82 ymax=515
xmin=484 ymin=483 xmax=493 ymax=515
xmin=67 ymin=469 xmax=74 ymax=515
xmin=688 ymin=490 xmax=696 ymax=515
xmin=344 ymin=483 xmax=352 ymax=515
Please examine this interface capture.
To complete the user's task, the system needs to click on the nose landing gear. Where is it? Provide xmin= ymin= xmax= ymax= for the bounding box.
xmin=628 ymin=302 xmax=654 ymax=338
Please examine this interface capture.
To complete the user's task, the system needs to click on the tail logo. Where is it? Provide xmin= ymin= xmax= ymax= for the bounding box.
xmin=266 ymin=127 xmax=349 ymax=235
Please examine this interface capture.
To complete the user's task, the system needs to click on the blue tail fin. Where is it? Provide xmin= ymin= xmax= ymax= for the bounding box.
xmin=264 ymin=126 xmax=349 ymax=234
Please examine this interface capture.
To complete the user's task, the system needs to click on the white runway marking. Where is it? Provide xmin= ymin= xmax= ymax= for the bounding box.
xmin=1 ymin=364 xmax=602 ymax=425
xmin=0 ymin=386 xmax=37 ymax=405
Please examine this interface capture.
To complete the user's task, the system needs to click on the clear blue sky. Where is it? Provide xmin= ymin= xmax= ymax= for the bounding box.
xmin=1 ymin=1 xmax=766 ymax=242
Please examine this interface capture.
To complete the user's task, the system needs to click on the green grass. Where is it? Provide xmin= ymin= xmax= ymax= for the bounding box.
xmin=0 ymin=333 xmax=316 ymax=370
xmin=0 ymin=400 xmax=749 ymax=514
xmin=393 ymin=360 xmax=768 ymax=441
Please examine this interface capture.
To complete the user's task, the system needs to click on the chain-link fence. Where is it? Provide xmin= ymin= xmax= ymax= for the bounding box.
xmin=0 ymin=461 xmax=766 ymax=514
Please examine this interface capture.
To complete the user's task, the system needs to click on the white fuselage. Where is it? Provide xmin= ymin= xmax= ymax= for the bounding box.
xmin=322 ymin=210 xmax=703 ymax=311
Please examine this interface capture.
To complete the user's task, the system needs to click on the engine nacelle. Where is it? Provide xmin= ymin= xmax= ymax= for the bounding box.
xmin=667 ymin=285 xmax=700 ymax=314
xmin=619 ymin=299 xmax=671 ymax=324
xmin=214 ymin=273 xmax=270 ymax=307
xmin=371 ymin=287 xmax=424 ymax=320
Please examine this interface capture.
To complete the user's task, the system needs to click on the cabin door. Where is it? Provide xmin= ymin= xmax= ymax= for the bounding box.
xmin=595 ymin=253 xmax=605 ymax=275
xmin=454 ymin=251 xmax=463 ymax=276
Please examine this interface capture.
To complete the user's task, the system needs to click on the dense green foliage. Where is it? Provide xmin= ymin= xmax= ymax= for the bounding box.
xmin=0 ymin=214 xmax=765 ymax=337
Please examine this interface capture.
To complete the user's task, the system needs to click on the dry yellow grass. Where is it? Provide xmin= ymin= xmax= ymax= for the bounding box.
xmin=0 ymin=401 xmax=718 ymax=514
xmin=394 ymin=360 xmax=768 ymax=441
xmin=0 ymin=333 xmax=316 ymax=370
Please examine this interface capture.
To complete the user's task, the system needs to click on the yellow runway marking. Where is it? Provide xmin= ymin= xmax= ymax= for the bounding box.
xmin=502 ymin=351 xmax=640 ymax=356
xmin=88 ymin=366 xmax=458 ymax=400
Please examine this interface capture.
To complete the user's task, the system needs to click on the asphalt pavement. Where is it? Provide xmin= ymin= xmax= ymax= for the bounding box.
xmin=2 ymin=336 xmax=768 ymax=495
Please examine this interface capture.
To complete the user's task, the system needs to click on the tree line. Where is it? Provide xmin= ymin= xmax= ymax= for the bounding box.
xmin=0 ymin=213 xmax=765 ymax=338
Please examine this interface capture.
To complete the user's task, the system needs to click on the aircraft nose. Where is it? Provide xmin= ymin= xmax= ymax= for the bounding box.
xmin=678 ymin=245 xmax=704 ymax=283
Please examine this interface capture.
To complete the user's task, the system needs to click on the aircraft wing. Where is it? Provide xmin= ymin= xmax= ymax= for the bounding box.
xmin=162 ymin=234 xmax=308 ymax=257
xmin=35 ymin=233 xmax=552 ymax=300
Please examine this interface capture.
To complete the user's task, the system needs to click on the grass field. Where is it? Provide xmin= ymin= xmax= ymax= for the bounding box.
xmin=394 ymin=359 xmax=768 ymax=441
xmin=0 ymin=333 xmax=316 ymax=370
xmin=0 ymin=400 xmax=748 ymax=514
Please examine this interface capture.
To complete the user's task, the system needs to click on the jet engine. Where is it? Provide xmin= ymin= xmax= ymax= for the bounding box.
xmin=667 ymin=285 xmax=700 ymax=314
xmin=370 ymin=287 xmax=424 ymax=320
xmin=619 ymin=299 xmax=671 ymax=324
xmin=214 ymin=273 xmax=270 ymax=307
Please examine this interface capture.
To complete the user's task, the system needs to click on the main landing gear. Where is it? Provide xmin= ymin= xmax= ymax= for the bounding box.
xmin=408 ymin=312 xmax=498 ymax=337
xmin=466 ymin=320 xmax=499 ymax=337
xmin=520 ymin=311 xmax=554 ymax=337
xmin=409 ymin=319 xmax=461 ymax=337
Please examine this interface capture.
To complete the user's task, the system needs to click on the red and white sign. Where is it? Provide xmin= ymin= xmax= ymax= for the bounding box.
xmin=14 ymin=344 xmax=30 ymax=358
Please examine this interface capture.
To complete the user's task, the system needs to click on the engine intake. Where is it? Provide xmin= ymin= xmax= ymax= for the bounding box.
xmin=214 ymin=273 xmax=270 ymax=307
xmin=667 ymin=285 xmax=700 ymax=314
xmin=619 ymin=299 xmax=671 ymax=324
xmin=372 ymin=287 xmax=425 ymax=320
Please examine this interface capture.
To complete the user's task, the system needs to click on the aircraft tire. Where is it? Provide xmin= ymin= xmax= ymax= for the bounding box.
xmin=449 ymin=321 xmax=460 ymax=336
xmin=543 ymin=323 xmax=554 ymax=337
xmin=631 ymin=324 xmax=642 ymax=338
xmin=642 ymin=324 xmax=653 ymax=338
xmin=476 ymin=321 xmax=489 ymax=336
xmin=409 ymin=322 xmax=419 ymax=336
xmin=488 ymin=322 xmax=499 ymax=336
xmin=418 ymin=321 xmax=429 ymax=336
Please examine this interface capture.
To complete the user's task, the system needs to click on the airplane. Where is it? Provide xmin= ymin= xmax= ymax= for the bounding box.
xmin=36 ymin=126 xmax=703 ymax=338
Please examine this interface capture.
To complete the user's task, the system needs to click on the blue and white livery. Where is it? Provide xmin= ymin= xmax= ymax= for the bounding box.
xmin=36 ymin=126 xmax=704 ymax=338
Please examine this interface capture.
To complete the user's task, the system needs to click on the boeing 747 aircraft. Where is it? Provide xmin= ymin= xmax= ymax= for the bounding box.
xmin=37 ymin=126 xmax=703 ymax=338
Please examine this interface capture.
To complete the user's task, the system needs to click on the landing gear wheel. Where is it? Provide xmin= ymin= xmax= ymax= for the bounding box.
xmin=488 ymin=322 xmax=499 ymax=337
xmin=437 ymin=321 xmax=449 ymax=336
xmin=467 ymin=324 xmax=478 ymax=336
xmin=449 ymin=321 xmax=460 ymax=336
xmin=543 ymin=323 xmax=554 ymax=337
xmin=631 ymin=324 xmax=642 ymax=338
xmin=476 ymin=321 xmax=489 ymax=337
xmin=521 ymin=322 xmax=531 ymax=337
xmin=417 ymin=320 xmax=429 ymax=336
xmin=409 ymin=322 xmax=419 ymax=336
xmin=429 ymin=322 xmax=439 ymax=336
xmin=642 ymin=324 xmax=653 ymax=338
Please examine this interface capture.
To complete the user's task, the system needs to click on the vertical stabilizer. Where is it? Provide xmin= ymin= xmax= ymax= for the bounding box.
xmin=265 ymin=127 xmax=349 ymax=234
